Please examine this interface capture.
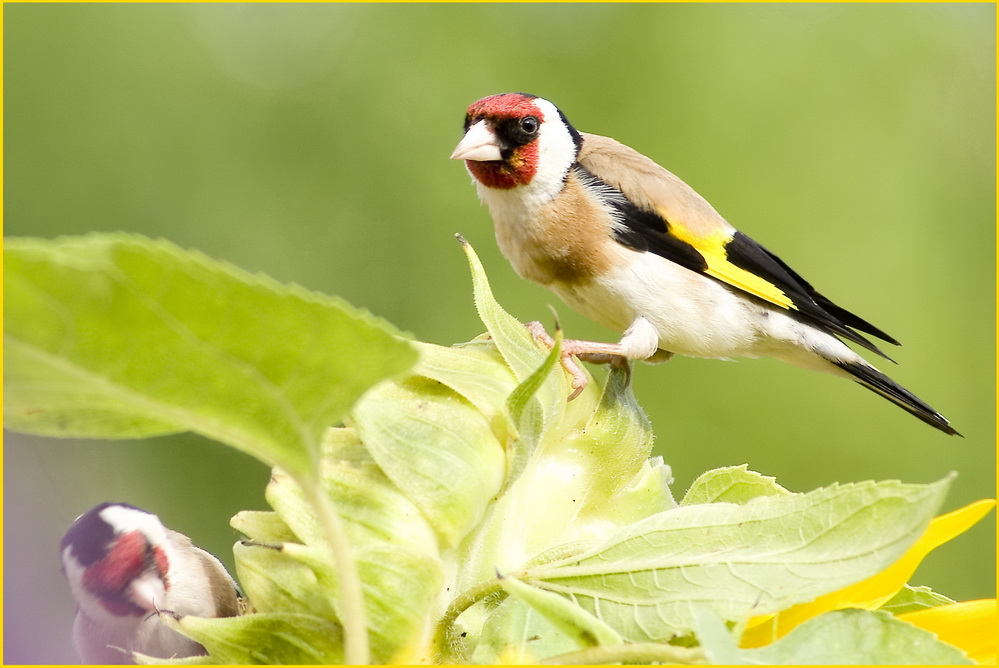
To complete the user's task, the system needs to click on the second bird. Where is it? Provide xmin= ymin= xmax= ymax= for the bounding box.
xmin=451 ymin=92 xmax=958 ymax=436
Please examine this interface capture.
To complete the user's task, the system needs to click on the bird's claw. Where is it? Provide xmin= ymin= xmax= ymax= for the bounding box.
xmin=526 ymin=321 xmax=590 ymax=399
xmin=525 ymin=321 xmax=631 ymax=400
xmin=579 ymin=352 xmax=633 ymax=388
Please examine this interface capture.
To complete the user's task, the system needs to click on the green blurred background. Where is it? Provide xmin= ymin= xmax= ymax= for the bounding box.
xmin=4 ymin=4 xmax=994 ymax=663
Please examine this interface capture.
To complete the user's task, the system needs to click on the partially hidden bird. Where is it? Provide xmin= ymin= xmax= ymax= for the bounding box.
xmin=61 ymin=502 xmax=241 ymax=664
xmin=450 ymin=92 xmax=958 ymax=436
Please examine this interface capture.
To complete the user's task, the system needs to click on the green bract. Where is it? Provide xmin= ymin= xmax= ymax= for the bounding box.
xmin=3 ymin=234 xmax=973 ymax=664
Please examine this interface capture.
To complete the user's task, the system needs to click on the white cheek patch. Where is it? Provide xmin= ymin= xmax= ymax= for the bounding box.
xmin=528 ymin=97 xmax=580 ymax=202
xmin=100 ymin=505 xmax=170 ymax=551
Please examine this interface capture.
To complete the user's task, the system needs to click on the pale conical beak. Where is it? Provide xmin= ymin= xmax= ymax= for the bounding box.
xmin=450 ymin=121 xmax=503 ymax=161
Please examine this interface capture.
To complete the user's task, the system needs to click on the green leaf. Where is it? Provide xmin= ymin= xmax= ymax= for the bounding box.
xmin=500 ymin=574 xmax=623 ymax=647
xmin=265 ymin=460 xmax=439 ymax=555
xmin=230 ymin=511 xmax=298 ymax=545
xmin=248 ymin=450 xmax=445 ymax=663
xmin=688 ymin=606 xmax=741 ymax=661
xmin=505 ymin=326 xmax=562 ymax=430
xmin=523 ymin=477 xmax=951 ymax=641
xmin=458 ymin=237 xmax=555 ymax=386
xmin=681 ymin=464 xmax=791 ymax=506
xmin=173 ymin=611 xmax=343 ymax=664
xmin=445 ymin=364 xmax=671 ymax=597
xmin=472 ymin=596 xmax=595 ymax=665
xmin=412 ymin=339 xmax=518 ymax=443
xmin=3 ymin=234 xmax=417 ymax=478
xmin=233 ymin=541 xmax=336 ymax=618
xmin=584 ymin=456 xmax=677 ymax=528
xmin=353 ymin=546 xmax=444 ymax=664
xmin=696 ymin=608 xmax=971 ymax=664
xmin=878 ymin=584 xmax=957 ymax=615
xmin=350 ymin=376 xmax=505 ymax=546
xmin=501 ymin=330 xmax=563 ymax=491
xmin=539 ymin=365 xmax=675 ymax=538
xmin=458 ymin=237 xmax=583 ymax=432
xmin=236 ymin=537 xmax=441 ymax=664
xmin=570 ymin=364 xmax=660 ymax=502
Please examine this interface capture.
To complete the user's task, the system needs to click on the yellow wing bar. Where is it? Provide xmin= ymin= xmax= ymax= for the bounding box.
xmin=664 ymin=218 xmax=797 ymax=311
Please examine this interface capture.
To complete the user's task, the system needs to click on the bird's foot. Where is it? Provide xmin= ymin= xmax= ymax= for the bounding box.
xmin=578 ymin=351 xmax=633 ymax=390
xmin=525 ymin=321 xmax=631 ymax=400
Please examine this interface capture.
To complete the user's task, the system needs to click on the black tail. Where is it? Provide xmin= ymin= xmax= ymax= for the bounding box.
xmin=832 ymin=360 xmax=961 ymax=436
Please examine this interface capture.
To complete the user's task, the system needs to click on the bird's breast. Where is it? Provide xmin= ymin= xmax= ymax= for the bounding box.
xmin=477 ymin=172 xmax=619 ymax=287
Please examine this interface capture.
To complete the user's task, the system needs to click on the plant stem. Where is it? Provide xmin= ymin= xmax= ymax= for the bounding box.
xmin=304 ymin=478 xmax=370 ymax=664
xmin=432 ymin=576 xmax=507 ymax=656
xmin=542 ymin=642 xmax=706 ymax=665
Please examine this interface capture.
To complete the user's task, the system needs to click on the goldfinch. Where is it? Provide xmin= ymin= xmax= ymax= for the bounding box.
xmin=61 ymin=503 xmax=240 ymax=663
xmin=451 ymin=92 xmax=958 ymax=436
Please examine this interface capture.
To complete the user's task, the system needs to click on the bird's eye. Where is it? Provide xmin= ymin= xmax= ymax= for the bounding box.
xmin=520 ymin=116 xmax=539 ymax=134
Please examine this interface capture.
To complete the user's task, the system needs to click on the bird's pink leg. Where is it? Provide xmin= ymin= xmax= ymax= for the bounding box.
xmin=525 ymin=321 xmax=631 ymax=400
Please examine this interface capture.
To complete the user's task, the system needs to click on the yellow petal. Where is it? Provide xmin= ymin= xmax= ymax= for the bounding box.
xmin=898 ymin=599 xmax=998 ymax=664
xmin=494 ymin=646 xmax=538 ymax=665
xmin=741 ymin=499 xmax=995 ymax=648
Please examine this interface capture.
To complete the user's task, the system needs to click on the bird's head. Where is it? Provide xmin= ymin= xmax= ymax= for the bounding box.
xmin=61 ymin=503 xmax=172 ymax=622
xmin=451 ymin=93 xmax=582 ymax=190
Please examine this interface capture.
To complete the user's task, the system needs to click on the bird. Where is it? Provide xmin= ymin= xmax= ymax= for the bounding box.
xmin=450 ymin=92 xmax=958 ymax=436
xmin=60 ymin=502 xmax=241 ymax=664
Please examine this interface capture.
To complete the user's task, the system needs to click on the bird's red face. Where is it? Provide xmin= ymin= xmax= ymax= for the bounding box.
xmin=82 ymin=529 xmax=171 ymax=617
xmin=452 ymin=93 xmax=548 ymax=189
